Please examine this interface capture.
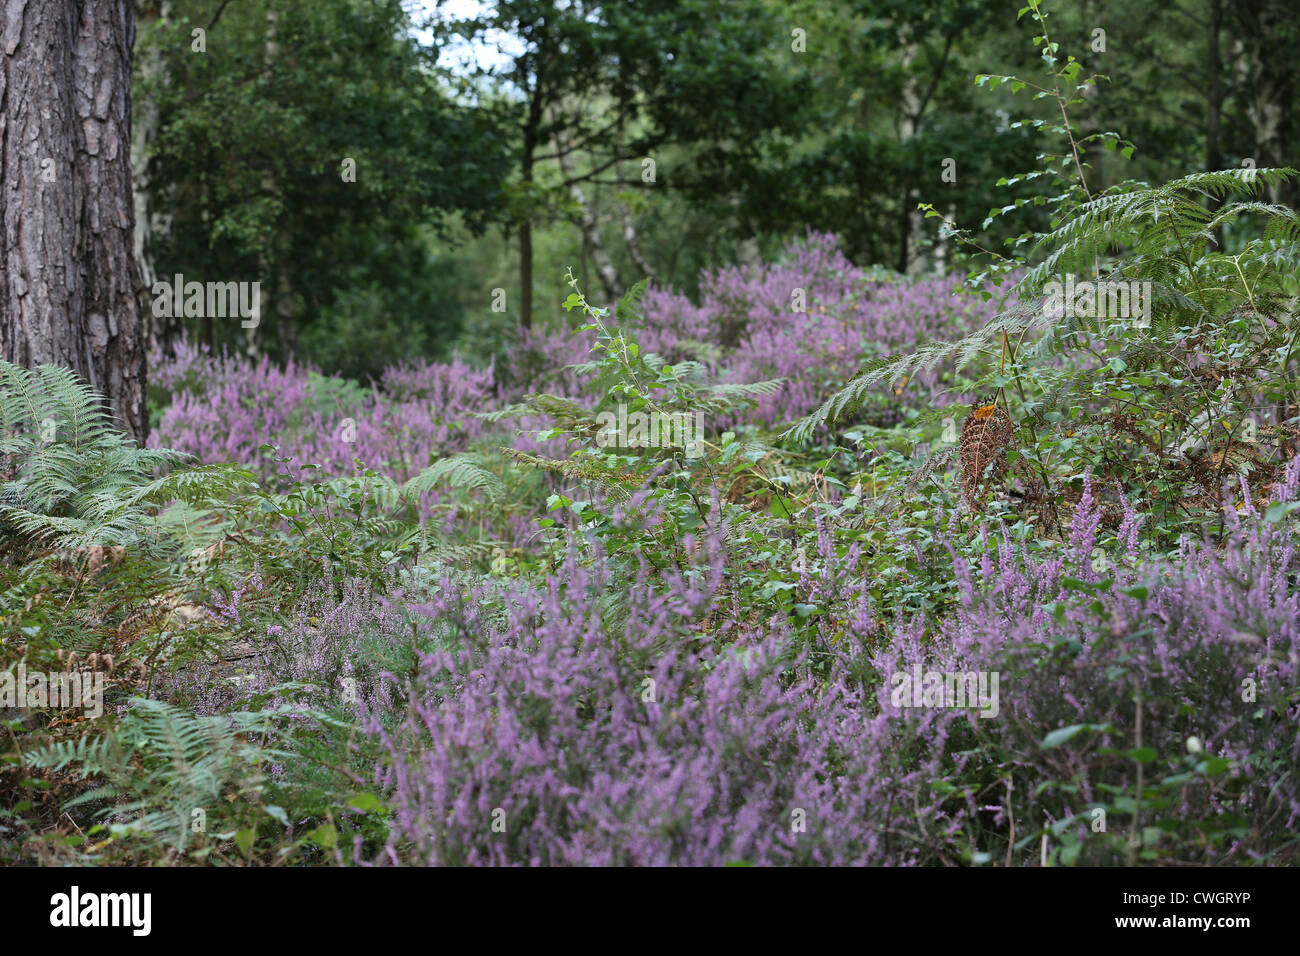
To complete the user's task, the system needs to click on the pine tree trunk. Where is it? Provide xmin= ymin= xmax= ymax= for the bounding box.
xmin=1 ymin=0 xmax=146 ymax=444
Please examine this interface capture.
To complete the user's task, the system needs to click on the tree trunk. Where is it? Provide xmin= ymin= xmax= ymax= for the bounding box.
xmin=248 ymin=5 xmax=279 ymax=359
xmin=1231 ymin=0 xmax=1296 ymax=208
xmin=519 ymin=217 xmax=533 ymax=331
xmin=553 ymin=115 xmax=619 ymax=303
xmin=618 ymin=188 xmax=653 ymax=281
xmin=518 ymin=86 xmax=541 ymax=331
xmin=1206 ymin=0 xmax=1224 ymax=248
xmin=897 ymin=43 xmax=926 ymax=276
xmin=615 ymin=126 xmax=652 ymax=282
xmin=133 ymin=0 xmax=173 ymax=356
xmin=1 ymin=0 xmax=146 ymax=444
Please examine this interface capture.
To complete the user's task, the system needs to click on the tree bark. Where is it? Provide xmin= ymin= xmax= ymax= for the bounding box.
xmin=517 ymin=62 xmax=544 ymax=331
xmin=133 ymin=0 xmax=173 ymax=356
xmin=618 ymin=186 xmax=653 ymax=281
xmin=615 ymin=121 xmax=652 ymax=282
xmin=897 ymin=45 xmax=925 ymax=276
xmin=519 ymin=207 xmax=533 ymax=331
xmin=1231 ymin=0 xmax=1296 ymax=208
xmin=1206 ymin=0 xmax=1225 ymax=248
xmin=1 ymin=0 xmax=146 ymax=443
xmin=553 ymin=113 xmax=619 ymax=302
xmin=248 ymin=5 xmax=278 ymax=360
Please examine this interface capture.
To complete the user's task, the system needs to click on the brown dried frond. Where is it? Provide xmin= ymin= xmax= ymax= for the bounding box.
xmin=960 ymin=401 xmax=1013 ymax=511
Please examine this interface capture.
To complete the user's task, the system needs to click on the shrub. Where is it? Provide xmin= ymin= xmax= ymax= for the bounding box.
xmin=361 ymin=545 xmax=960 ymax=866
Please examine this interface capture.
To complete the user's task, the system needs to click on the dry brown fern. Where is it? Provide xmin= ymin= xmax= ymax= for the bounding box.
xmin=959 ymin=400 xmax=1013 ymax=510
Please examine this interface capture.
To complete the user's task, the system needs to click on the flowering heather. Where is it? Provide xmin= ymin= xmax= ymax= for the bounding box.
xmin=876 ymin=463 xmax=1300 ymax=864
xmin=635 ymin=232 xmax=1002 ymax=427
xmin=341 ymin=479 xmax=1300 ymax=865
xmin=150 ymin=337 xmax=496 ymax=485
xmin=360 ymin=544 xmax=959 ymax=866
xmin=502 ymin=232 xmax=1004 ymax=432
xmin=149 ymin=234 xmax=1003 ymax=481
xmin=168 ymin=567 xmax=400 ymax=721
xmin=86 ymin=235 xmax=1297 ymax=869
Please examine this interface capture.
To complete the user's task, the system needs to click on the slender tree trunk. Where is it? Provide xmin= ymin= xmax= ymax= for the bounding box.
xmin=518 ymin=82 xmax=542 ymax=331
xmin=1232 ymin=0 xmax=1296 ymax=208
xmin=519 ymin=212 xmax=533 ymax=331
xmin=716 ymin=138 xmax=760 ymax=269
xmin=1206 ymin=0 xmax=1225 ymax=247
xmin=1 ymin=0 xmax=146 ymax=443
xmin=248 ymin=6 xmax=279 ymax=359
xmin=133 ymin=0 xmax=173 ymax=355
xmin=897 ymin=39 xmax=926 ymax=276
xmin=618 ymin=185 xmax=653 ymax=280
xmin=615 ymin=122 xmax=652 ymax=281
xmin=553 ymin=114 xmax=619 ymax=302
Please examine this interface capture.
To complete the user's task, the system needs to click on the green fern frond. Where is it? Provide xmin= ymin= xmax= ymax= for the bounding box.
xmin=402 ymin=454 xmax=505 ymax=503
xmin=26 ymin=698 xmax=297 ymax=849
xmin=127 ymin=464 xmax=254 ymax=507
xmin=0 ymin=361 xmax=192 ymax=550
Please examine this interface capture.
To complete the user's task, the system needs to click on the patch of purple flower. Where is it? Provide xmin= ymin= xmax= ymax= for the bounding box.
xmin=361 ymin=543 xmax=958 ymax=866
xmin=150 ymin=337 xmax=496 ymax=485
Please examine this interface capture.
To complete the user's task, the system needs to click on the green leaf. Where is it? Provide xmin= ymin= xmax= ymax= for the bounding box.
xmin=1059 ymin=840 xmax=1082 ymax=866
xmin=1265 ymin=501 xmax=1300 ymax=523
xmin=769 ymin=496 xmax=796 ymax=519
xmin=307 ymin=824 xmax=338 ymax=849
xmin=345 ymin=793 xmax=381 ymax=813
xmin=1199 ymin=757 xmax=1231 ymax=776
xmin=1042 ymin=724 xmax=1088 ymax=749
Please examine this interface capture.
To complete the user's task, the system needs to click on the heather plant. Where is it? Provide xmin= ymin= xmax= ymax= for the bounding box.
xmin=635 ymin=231 xmax=1002 ymax=431
xmin=14 ymin=284 xmax=1300 ymax=868
xmin=504 ymin=231 xmax=1001 ymax=436
xmin=347 ymin=470 xmax=1299 ymax=867
xmin=888 ymin=467 xmax=1300 ymax=865
xmin=173 ymin=565 xmax=406 ymax=721
xmin=359 ymin=545 xmax=962 ymax=866
xmin=150 ymin=337 xmax=497 ymax=487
